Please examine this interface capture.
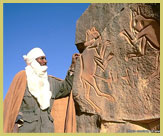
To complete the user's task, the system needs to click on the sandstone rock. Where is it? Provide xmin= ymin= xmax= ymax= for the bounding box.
xmin=73 ymin=3 xmax=160 ymax=133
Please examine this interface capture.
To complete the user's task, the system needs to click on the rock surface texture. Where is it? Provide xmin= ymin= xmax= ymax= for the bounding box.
xmin=73 ymin=3 xmax=160 ymax=133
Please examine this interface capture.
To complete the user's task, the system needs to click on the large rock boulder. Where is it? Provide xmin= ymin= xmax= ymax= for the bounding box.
xmin=73 ymin=3 xmax=160 ymax=133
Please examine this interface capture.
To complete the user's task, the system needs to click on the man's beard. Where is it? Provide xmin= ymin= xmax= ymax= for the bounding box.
xmin=25 ymin=60 xmax=52 ymax=110
xmin=30 ymin=59 xmax=48 ymax=77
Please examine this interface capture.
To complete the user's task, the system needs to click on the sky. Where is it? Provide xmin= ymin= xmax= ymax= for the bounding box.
xmin=3 ymin=3 xmax=90 ymax=99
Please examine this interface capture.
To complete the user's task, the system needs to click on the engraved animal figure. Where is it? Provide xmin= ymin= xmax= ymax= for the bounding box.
xmin=120 ymin=7 xmax=160 ymax=80
xmin=79 ymin=27 xmax=115 ymax=113
xmin=120 ymin=7 xmax=160 ymax=55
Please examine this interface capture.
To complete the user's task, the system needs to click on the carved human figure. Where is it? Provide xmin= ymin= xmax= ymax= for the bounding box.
xmin=120 ymin=7 xmax=160 ymax=80
xmin=79 ymin=27 xmax=115 ymax=113
xmin=120 ymin=7 xmax=160 ymax=55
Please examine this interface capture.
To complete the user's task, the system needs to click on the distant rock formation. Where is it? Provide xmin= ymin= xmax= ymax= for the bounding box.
xmin=73 ymin=3 xmax=160 ymax=133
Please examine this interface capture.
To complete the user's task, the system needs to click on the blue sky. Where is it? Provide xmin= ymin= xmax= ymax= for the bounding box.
xmin=3 ymin=3 xmax=90 ymax=99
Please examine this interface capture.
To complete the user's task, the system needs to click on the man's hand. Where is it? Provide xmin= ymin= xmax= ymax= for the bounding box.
xmin=69 ymin=53 xmax=80 ymax=74
xmin=71 ymin=53 xmax=80 ymax=65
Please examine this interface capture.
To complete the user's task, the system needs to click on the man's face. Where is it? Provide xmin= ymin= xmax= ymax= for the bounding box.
xmin=36 ymin=56 xmax=47 ymax=66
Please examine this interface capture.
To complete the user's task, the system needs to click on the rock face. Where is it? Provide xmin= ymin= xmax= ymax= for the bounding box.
xmin=73 ymin=3 xmax=160 ymax=133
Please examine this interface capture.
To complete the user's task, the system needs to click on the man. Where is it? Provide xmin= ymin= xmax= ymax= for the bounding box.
xmin=3 ymin=47 xmax=79 ymax=133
